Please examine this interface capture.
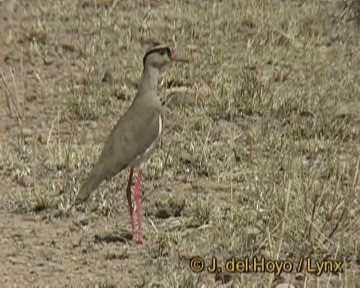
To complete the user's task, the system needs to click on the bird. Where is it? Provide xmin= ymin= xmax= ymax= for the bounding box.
xmin=75 ymin=43 xmax=186 ymax=243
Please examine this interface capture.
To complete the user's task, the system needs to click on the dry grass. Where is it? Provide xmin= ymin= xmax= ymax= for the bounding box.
xmin=0 ymin=0 xmax=359 ymax=287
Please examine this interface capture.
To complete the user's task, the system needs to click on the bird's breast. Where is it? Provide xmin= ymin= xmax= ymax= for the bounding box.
xmin=130 ymin=115 xmax=162 ymax=167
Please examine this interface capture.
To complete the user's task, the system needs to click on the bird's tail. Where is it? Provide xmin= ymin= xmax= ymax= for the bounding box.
xmin=75 ymin=165 xmax=104 ymax=205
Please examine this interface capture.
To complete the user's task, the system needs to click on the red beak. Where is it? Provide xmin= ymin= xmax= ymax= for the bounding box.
xmin=170 ymin=53 xmax=189 ymax=63
xmin=170 ymin=53 xmax=178 ymax=61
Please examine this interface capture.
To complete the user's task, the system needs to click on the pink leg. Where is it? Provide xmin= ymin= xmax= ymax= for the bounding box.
xmin=126 ymin=168 xmax=136 ymax=241
xmin=133 ymin=168 xmax=143 ymax=243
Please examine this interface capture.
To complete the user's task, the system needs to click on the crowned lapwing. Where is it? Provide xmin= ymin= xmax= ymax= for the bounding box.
xmin=75 ymin=44 xmax=187 ymax=243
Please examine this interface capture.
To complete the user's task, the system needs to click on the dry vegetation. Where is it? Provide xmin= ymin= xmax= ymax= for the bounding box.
xmin=0 ymin=0 xmax=359 ymax=287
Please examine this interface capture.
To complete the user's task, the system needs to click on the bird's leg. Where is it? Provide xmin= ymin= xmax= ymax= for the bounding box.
xmin=133 ymin=168 xmax=143 ymax=243
xmin=126 ymin=168 xmax=136 ymax=241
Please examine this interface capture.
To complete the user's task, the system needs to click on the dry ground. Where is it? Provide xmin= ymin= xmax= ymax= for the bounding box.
xmin=0 ymin=0 xmax=359 ymax=287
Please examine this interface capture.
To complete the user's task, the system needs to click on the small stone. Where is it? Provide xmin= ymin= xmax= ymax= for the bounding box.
xmin=259 ymin=248 xmax=271 ymax=259
xmin=26 ymin=94 xmax=37 ymax=102
xmin=8 ymin=256 xmax=28 ymax=266
xmin=19 ymin=175 xmax=33 ymax=187
xmin=198 ymin=83 xmax=211 ymax=98
xmin=89 ymin=121 xmax=98 ymax=129
xmin=102 ymin=72 xmax=113 ymax=84
xmin=43 ymin=56 xmax=53 ymax=65
xmin=37 ymin=134 xmax=46 ymax=144
xmin=79 ymin=217 xmax=90 ymax=226
xmin=19 ymin=128 xmax=33 ymax=138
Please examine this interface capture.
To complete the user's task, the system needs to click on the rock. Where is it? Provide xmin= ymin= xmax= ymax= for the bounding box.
xmin=18 ymin=128 xmax=33 ymax=138
xmin=18 ymin=175 xmax=33 ymax=187
xmin=197 ymin=83 xmax=211 ymax=101
xmin=101 ymin=72 xmax=113 ymax=84
xmin=37 ymin=134 xmax=46 ymax=144
xmin=43 ymin=56 xmax=54 ymax=65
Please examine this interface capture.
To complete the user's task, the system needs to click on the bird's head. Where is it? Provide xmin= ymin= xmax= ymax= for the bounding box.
xmin=142 ymin=44 xmax=188 ymax=70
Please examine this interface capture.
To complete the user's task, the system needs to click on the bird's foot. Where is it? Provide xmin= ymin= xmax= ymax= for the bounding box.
xmin=133 ymin=232 xmax=146 ymax=245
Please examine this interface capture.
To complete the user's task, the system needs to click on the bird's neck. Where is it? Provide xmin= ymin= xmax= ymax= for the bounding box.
xmin=137 ymin=64 xmax=160 ymax=98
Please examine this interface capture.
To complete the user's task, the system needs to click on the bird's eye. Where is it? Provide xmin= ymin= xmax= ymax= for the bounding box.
xmin=160 ymin=49 xmax=165 ymax=55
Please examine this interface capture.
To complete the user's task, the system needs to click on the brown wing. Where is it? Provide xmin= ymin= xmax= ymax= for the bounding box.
xmin=75 ymin=96 xmax=161 ymax=204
